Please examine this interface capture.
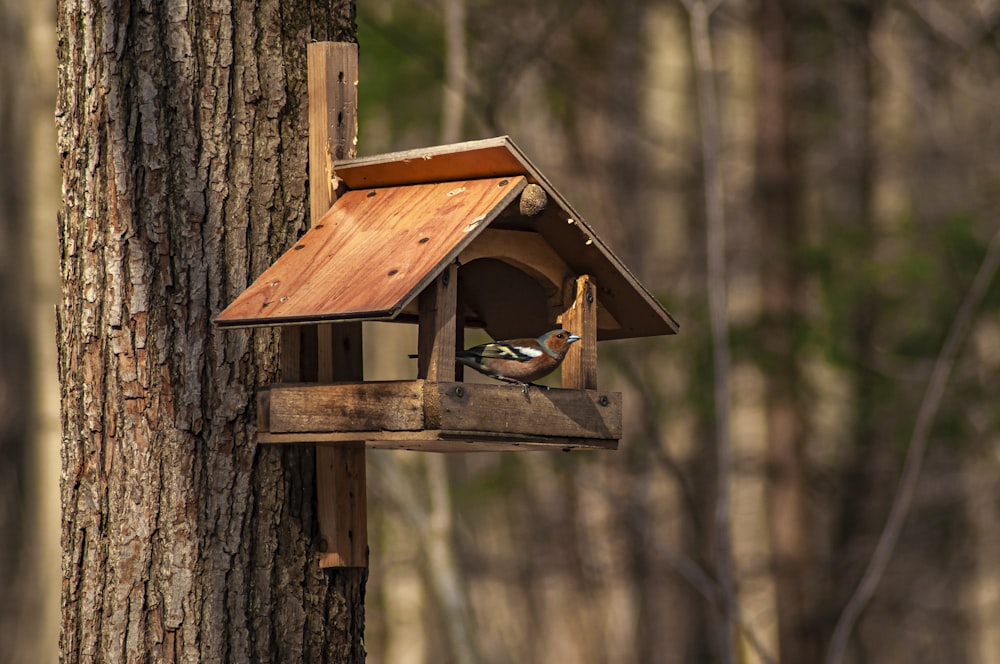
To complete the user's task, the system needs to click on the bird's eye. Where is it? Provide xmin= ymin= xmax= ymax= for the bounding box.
xmin=556 ymin=333 xmax=564 ymax=338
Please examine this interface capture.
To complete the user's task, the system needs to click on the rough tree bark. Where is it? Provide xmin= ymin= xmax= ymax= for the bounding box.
xmin=57 ymin=1 xmax=364 ymax=661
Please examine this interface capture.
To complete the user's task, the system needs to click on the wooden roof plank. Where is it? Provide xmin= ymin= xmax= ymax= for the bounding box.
xmin=216 ymin=176 xmax=526 ymax=327
xmin=333 ymin=137 xmax=523 ymax=189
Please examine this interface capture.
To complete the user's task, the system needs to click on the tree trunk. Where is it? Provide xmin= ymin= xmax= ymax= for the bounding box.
xmin=755 ymin=0 xmax=820 ymax=662
xmin=56 ymin=2 xmax=365 ymax=661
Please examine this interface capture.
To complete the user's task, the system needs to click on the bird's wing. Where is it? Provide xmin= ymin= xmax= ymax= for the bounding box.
xmin=464 ymin=340 xmax=544 ymax=362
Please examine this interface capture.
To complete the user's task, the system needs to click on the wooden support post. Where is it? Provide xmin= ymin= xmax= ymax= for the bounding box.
xmin=455 ymin=288 xmax=465 ymax=382
xmin=559 ymin=274 xmax=598 ymax=390
xmin=305 ymin=41 xmax=367 ymax=568
xmin=315 ymin=324 xmax=366 ymax=568
xmin=417 ymin=261 xmax=459 ymax=382
xmin=308 ymin=41 xmax=358 ymax=208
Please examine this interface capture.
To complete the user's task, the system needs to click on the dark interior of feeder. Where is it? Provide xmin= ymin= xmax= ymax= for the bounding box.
xmin=457 ymin=258 xmax=558 ymax=341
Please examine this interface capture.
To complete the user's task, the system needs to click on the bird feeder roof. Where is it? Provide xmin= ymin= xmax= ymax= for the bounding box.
xmin=215 ymin=136 xmax=678 ymax=341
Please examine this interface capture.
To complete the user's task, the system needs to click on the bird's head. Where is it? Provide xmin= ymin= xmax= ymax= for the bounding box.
xmin=538 ymin=329 xmax=581 ymax=358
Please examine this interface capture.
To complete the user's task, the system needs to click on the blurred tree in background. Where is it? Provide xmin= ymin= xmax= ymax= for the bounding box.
xmin=0 ymin=1 xmax=60 ymax=662
xmin=2 ymin=0 xmax=1000 ymax=662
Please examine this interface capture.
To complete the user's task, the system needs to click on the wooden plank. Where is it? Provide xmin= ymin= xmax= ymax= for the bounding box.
xmin=417 ymin=262 xmax=458 ymax=382
xmin=267 ymin=381 xmax=426 ymax=433
xmin=215 ymin=176 xmax=527 ymax=327
xmin=333 ymin=136 xmax=525 ymax=189
xmin=317 ymin=321 xmax=366 ymax=568
xmin=316 ymin=323 xmax=363 ymax=382
xmin=315 ymin=440 xmax=366 ymax=566
xmin=559 ymin=274 xmax=598 ymax=390
xmin=308 ymin=42 xmax=366 ymax=569
xmin=308 ymin=42 xmax=358 ymax=215
xmin=261 ymin=380 xmax=621 ymax=443
xmin=258 ymin=430 xmax=619 ymax=452
xmin=455 ymin=287 xmax=466 ymax=382
xmin=280 ymin=326 xmax=304 ymax=381
xmin=427 ymin=381 xmax=621 ymax=440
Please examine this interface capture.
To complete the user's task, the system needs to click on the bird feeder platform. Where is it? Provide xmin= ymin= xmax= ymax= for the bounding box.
xmin=257 ymin=380 xmax=621 ymax=452
xmin=213 ymin=42 xmax=678 ymax=567
xmin=216 ymin=135 xmax=677 ymax=453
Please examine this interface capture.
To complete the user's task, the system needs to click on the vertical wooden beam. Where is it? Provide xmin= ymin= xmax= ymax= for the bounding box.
xmin=308 ymin=41 xmax=359 ymax=211
xmin=417 ymin=261 xmax=459 ymax=382
xmin=280 ymin=326 xmax=304 ymax=382
xmin=307 ymin=41 xmax=367 ymax=568
xmin=315 ymin=324 xmax=366 ymax=568
xmin=454 ymin=287 xmax=466 ymax=382
xmin=559 ymin=274 xmax=598 ymax=390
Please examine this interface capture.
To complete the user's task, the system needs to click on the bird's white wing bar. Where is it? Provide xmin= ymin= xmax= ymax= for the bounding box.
xmin=472 ymin=342 xmax=544 ymax=361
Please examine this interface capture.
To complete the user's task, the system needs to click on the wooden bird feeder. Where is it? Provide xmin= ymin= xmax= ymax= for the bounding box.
xmin=214 ymin=42 xmax=678 ymax=567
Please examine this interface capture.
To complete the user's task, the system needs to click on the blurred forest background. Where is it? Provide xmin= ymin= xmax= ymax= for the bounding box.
xmin=3 ymin=0 xmax=1000 ymax=662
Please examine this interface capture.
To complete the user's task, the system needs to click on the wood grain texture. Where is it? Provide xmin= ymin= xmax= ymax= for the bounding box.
xmin=333 ymin=137 xmax=526 ymax=188
xmin=417 ymin=262 xmax=458 ymax=382
xmin=306 ymin=42 xmax=367 ymax=569
xmin=316 ymin=441 xmax=366 ymax=566
xmin=559 ymin=274 xmax=599 ymax=389
xmin=308 ymin=42 xmax=358 ymax=214
xmin=429 ymin=381 xmax=620 ymax=439
xmin=316 ymin=320 xmax=367 ymax=568
xmin=266 ymin=381 xmax=426 ymax=433
xmin=260 ymin=381 xmax=621 ymax=450
xmin=216 ymin=176 xmax=527 ymax=326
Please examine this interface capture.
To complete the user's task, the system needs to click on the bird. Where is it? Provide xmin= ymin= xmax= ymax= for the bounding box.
xmin=454 ymin=329 xmax=581 ymax=393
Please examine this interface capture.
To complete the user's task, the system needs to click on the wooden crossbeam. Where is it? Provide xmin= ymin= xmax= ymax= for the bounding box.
xmin=257 ymin=381 xmax=622 ymax=450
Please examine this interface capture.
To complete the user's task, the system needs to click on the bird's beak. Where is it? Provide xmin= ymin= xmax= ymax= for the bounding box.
xmin=568 ymin=334 xmax=581 ymax=344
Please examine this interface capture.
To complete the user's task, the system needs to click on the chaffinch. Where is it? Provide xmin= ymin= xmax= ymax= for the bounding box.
xmin=455 ymin=329 xmax=581 ymax=392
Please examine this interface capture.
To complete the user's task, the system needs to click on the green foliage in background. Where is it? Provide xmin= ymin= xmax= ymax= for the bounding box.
xmin=358 ymin=1 xmax=444 ymax=149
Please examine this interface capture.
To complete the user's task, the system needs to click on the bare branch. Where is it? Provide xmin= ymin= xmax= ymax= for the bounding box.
xmin=826 ymin=223 xmax=1000 ymax=664
xmin=657 ymin=544 xmax=778 ymax=664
